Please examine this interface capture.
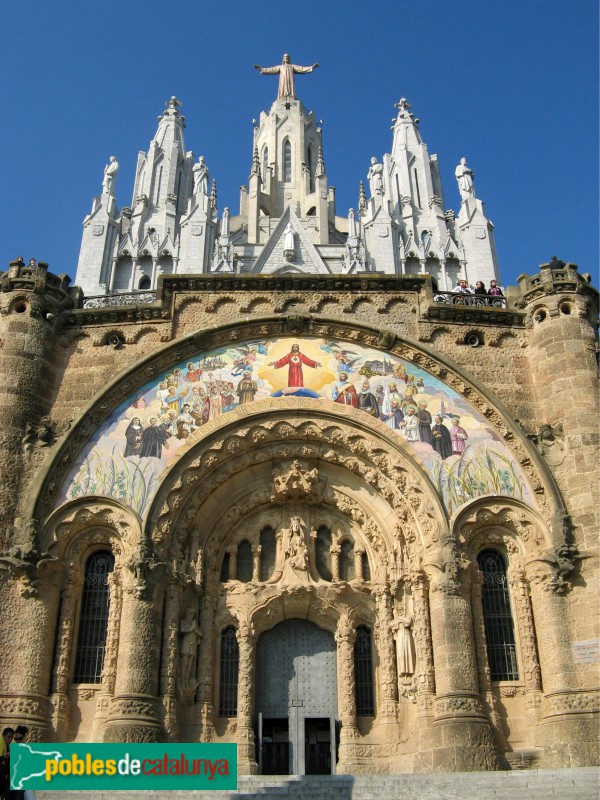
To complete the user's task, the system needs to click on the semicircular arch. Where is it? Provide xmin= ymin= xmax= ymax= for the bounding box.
xmin=28 ymin=316 xmax=562 ymax=538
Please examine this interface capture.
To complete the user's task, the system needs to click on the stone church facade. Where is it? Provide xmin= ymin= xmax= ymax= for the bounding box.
xmin=0 ymin=65 xmax=598 ymax=775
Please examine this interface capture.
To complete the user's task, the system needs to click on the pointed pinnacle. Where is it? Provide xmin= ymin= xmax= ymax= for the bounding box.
xmin=358 ymin=181 xmax=367 ymax=211
xmin=316 ymin=146 xmax=325 ymax=177
xmin=251 ymin=146 xmax=261 ymax=177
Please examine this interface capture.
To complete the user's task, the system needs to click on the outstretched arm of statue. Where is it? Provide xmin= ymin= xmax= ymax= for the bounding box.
xmin=255 ymin=64 xmax=280 ymax=74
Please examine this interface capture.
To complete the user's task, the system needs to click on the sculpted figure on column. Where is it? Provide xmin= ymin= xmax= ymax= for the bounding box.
xmin=367 ymin=157 xmax=384 ymax=196
xmin=254 ymin=54 xmax=319 ymax=99
xmin=179 ymin=608 xmax=202 ymax=698
xmin=393 ymin=612 xmax=416 ymax=678
xmin=455 ymin=157 xmax=475 ymax=199
xmin=193 ymin=156 xmax=209 ymax=196
xmin=102 ymin=155 xmax=119 ymax=195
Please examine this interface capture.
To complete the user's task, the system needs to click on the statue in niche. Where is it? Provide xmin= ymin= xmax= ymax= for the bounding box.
xmin=178 ymin=608 xmax=202 ymax=701
xmin=280 ymin=516 xmax=314 ymax=583
xmin=455 ymin=157 xmax=475 ymax=199
xmin=102 ymin=156 xmax=119 ymax=195
xmin=393 ymin=611 xmax=416 ymax=679
xmin=367 ymin=156 xmax=384 ymax=196
xmin=283 ymin=222 xmax=295 ymax=261
xmin=193 ymin=155 xmax=209 ymax=195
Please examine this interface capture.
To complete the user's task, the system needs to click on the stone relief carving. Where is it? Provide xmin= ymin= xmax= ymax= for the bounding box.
xmin=270 ymin=459 xmax=322 ymax=503
xmin=178 ymin=607 xmax=202 ymax=703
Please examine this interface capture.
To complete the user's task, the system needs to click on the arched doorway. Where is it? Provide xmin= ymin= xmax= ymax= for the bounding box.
xmin=256 ymin=619 xmax=337 ymax=775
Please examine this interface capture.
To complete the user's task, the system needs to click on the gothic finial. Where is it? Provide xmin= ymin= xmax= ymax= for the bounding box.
xmin=358 ymin=181 xmax=367 ymax=212
xmin=167 ymin=96 xmax=182 ymax=112
xmin=315 ymin=145 xmax=325 ymax=177
xmin=210 ymin=178 xmax=217 ymax=208
xmin=395 ymin=97 xmax=411 ymax=112
xmin=251 ymin=146 xmax=261 ymax=178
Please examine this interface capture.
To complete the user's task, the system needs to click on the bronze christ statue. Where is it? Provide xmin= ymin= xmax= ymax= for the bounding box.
xmin=254 ymin=54 xmax=319 ymax=99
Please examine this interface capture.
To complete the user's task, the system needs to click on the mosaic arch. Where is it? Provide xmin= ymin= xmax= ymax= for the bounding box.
xmin=59 ymin=337 xmax=535 ymax=518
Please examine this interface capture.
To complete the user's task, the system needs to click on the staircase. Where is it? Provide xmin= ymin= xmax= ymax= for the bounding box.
xmin=34 ymin=767 xmax=599 ymax=799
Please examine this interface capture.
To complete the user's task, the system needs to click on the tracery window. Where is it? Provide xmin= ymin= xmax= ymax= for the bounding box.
xmin=262 ymin=146 xmax=269 ymax=180
xmin=339 ymin=540 xmax=355 ymax=581
xmin=283 ymin=139 xmax=292 ymax=183
xmin=259 ymin=526 xmax=276 ymax=581
xmin=315 ymin=525 xmax=332 ymax=581
xmin=477 ymin=550 xmax=519 ymax=681
xmin=354 ymin=625 xmax=375 ymax=715
xmin=237 ymin=540 xmax=252 ymax=583
xmin=73 ymin=551 xmax=115 ymax=683
xmin=219 ymin=626 xmax=239 ymax=716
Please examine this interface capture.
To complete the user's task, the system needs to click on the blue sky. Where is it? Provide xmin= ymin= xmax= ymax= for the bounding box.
xmin=2 ymin=0 xmax=598 ymax=288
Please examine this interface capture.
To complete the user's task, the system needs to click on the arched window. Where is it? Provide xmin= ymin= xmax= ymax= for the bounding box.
xmin=73 ymin=551 xmax=115 ymax=683
xmin=361 ymin=552 xmax=371 ymax=581
xmin=138 ymin=275 xmax=151 ymax=290
xmin=354 ymin=626 xmax=375 ymax=715
xmin=339 ymin=540 xmax=355 ymax=581
xmin=259 ymin=526 xmax=276 ymax=581
xmin=307 ymin=145 xmax=314 ymax=192
xmin=219 ymin=627 xmax=239 ymax=716
xmin=477 ymin=550 xmax=519 ymax=681
xmin=316 ymin=525 xmax=332 ymax=581
xmin=220 ymin=551 xmax=230 ymax=582
xmin=283 ymin=139 xmax=292 ymax=183
xmin=237 ymin=541 xmax=253 ymax=583
xmin=262 ymin=146 xmax=269 ymax=180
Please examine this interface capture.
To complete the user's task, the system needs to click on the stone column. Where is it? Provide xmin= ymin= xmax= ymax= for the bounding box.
xmin=50 ymin=572 xmax=81 ymax=740
xmin=331 ymin=545 xmax=341 ymax=582
xmin=426 ymin=560 xmax=501 ymax=771
xmin=525 ymin=560 xmax=597 ymax=766
xmin=91 ymin=569 xmax=122 ymax=741
xmin=509 ymin=568 xmax=543 ymax=728
xmin=227 ymin=546 xmax=237 ymax=581
xmin=195 ymin=591 xmax=216 ymax=742
xmin=411 ymin=573 xmax=435 ymax=724
xmin=251 ymin=545 xmax=261 ymax=583
xmin=159 ymin=575 xmax=183 ymax=741
xmin=335 ymin=612 xmax=359 ymax=772
xmin=103 ymin=560 xmax=165 ymax=742
xmin=236 ymin=622 xmax=258 ymax=774
xmin=0 ymin=559 xmax=63 ymax=741
xmin=374 ymin=590 xmax=398 ymax=721
xmin=471 ymin=571 xmax=508 ymax=753
xmin=354 ymin=547 xmax=365 ymax=581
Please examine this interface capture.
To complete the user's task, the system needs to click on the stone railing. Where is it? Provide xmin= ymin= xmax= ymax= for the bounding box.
xmin=433 ymin=292 xmax=507 ymax=308
xmin=82 ymin=291 xmax=157 ymax=309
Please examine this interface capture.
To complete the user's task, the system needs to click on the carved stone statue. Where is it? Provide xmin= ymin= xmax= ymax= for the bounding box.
xmin=193 ymin=156 xmax=209 ymax=196
xmin=179 ymin=607 xmax=202 ymax=699
xmin=283 ymin=516 xmax=310 ymax=574
xmin=455 ymin=157 xmax=475 ymax=199
xmin=348 ymin=208 xmax=357 ymax=239
xmin=102 ymin=156 xmax=119 ymax=195
xmin=221 ymin=207 xmax=230 ymax=237
xmin=283 ymin=222 xmax=295 ymax=261
xmin=254 ymin=54 xmax=320 ymax=100
xmin=367 ymin=157 xmax=384 ymax=196
xmin=393 ymin=612 xmax=416 ymax=678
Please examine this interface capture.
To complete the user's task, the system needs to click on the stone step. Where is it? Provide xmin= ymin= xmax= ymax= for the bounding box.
xmin=33 ymin=768 xmax=599 ymax=800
